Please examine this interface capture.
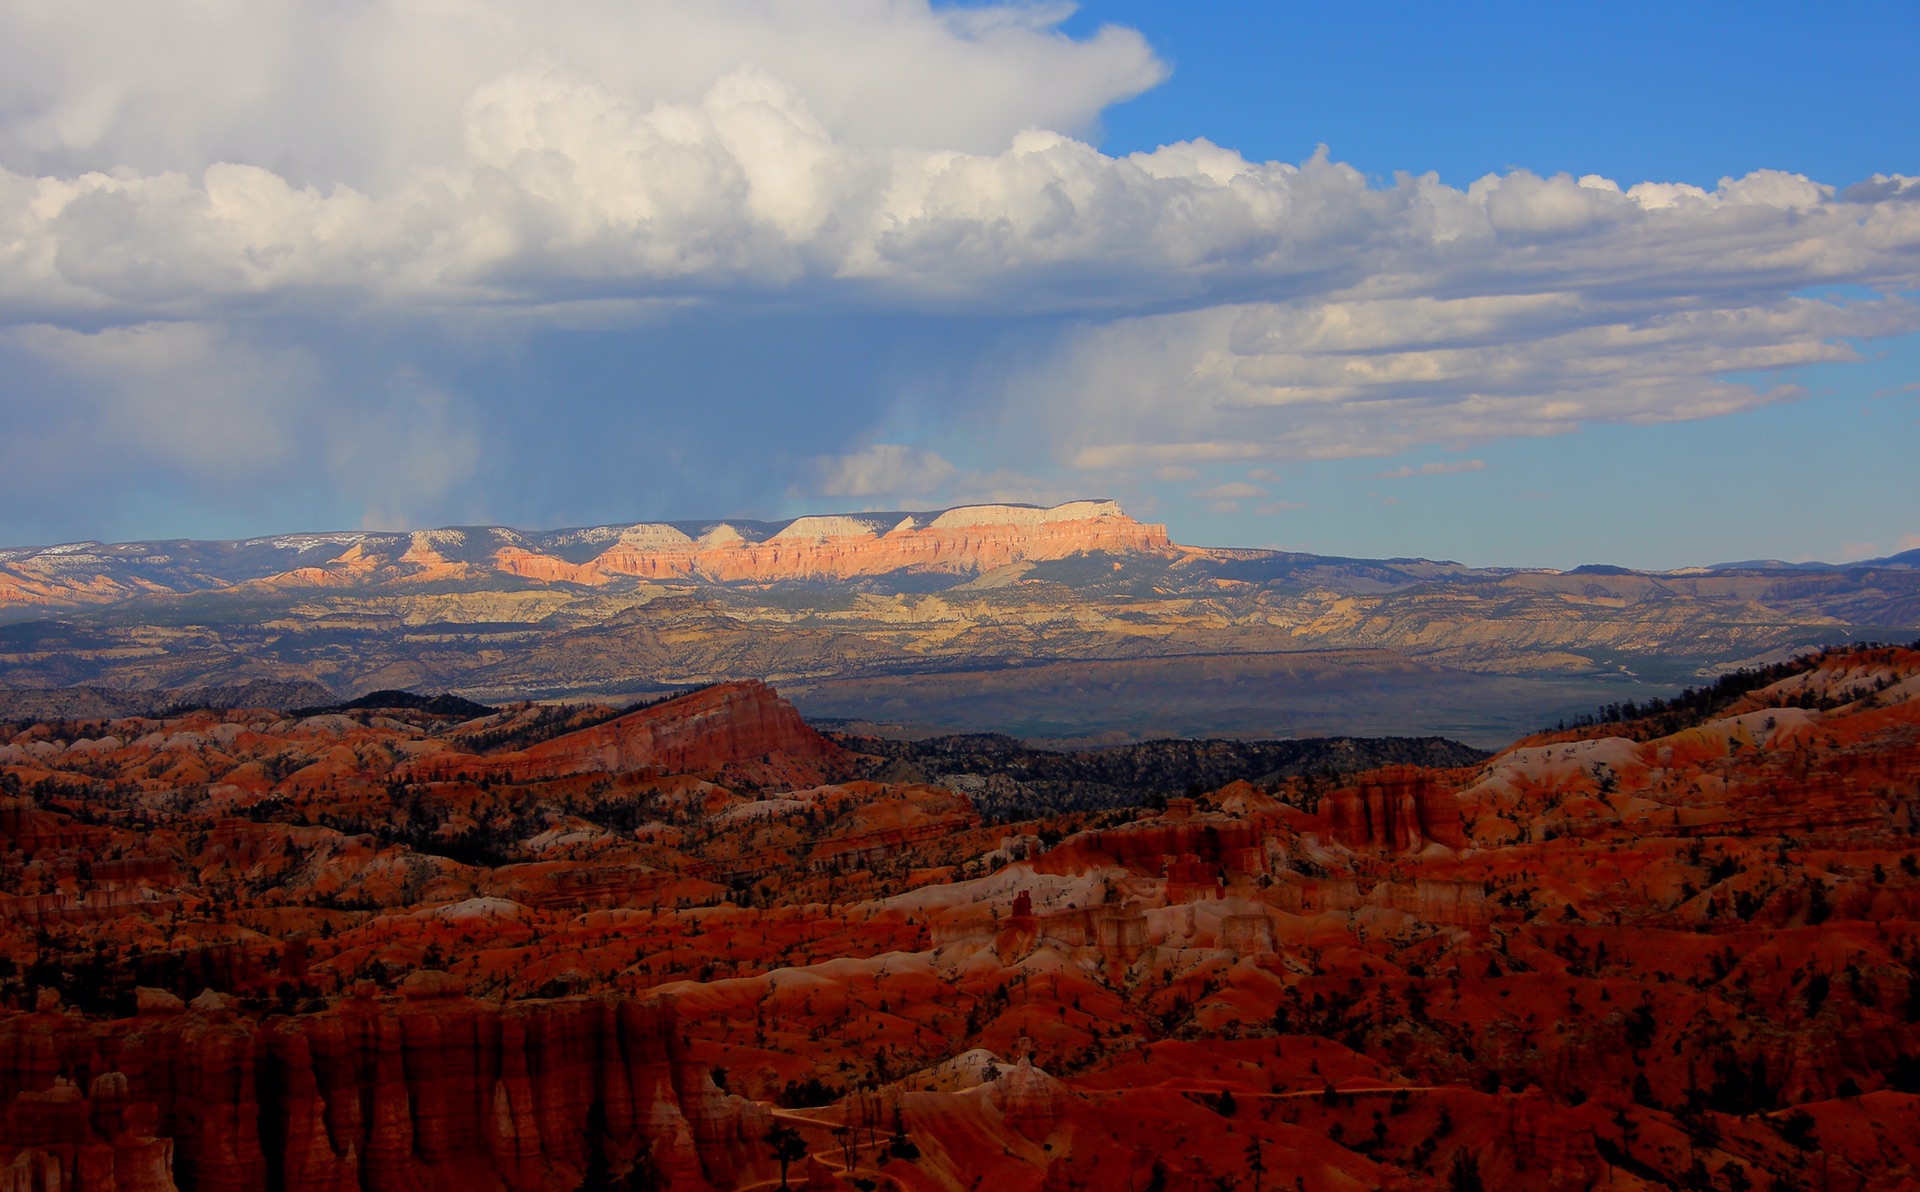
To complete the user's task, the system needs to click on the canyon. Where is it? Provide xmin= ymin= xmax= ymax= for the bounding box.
xmin=0 ymin=646 xmax=1917 ymax=1188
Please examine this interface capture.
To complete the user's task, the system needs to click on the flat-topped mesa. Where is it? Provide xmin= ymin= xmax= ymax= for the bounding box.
xmin=497 ymin=499 xmax=1169 ymax=584
xmin=401 ymin=680 xmax=857 ymax=787
xmin=0 ymin=500 xmax=1169 ymax=608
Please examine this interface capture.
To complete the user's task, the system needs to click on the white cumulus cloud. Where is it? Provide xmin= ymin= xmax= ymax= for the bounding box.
xmin=0 ymin=0 xmax=1164 ymax=182
xmin=1 ymin=0 xmax=1918 ymax=538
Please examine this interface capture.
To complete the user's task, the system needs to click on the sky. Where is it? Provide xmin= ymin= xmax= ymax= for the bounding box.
xmin=0 ymin=0 xmax=1916 ymax=570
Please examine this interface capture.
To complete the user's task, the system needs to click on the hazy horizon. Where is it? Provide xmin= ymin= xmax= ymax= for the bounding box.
xmin=2 ymin=493 xmax=1917 ymax=575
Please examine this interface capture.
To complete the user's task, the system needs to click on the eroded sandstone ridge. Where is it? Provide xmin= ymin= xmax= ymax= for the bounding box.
xmin=1 ymin=649 xmax=1918 ymax=1188
xmin=398 ymin=680 xmax=858 ymax=788
xmin=0 ymin=501 xmax=1166 ymax=609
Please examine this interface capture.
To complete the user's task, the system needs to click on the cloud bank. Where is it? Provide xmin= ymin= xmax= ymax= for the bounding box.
xmin=1 ymin=0 xmax=1917 ymax=535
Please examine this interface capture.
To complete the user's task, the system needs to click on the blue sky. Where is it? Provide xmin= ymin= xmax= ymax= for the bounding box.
xmin=1061 ymin=0 xmax=1920 ymax=565
xmin=1068 ymin=2 xmax=1920 ymax=191
xmin=0 ymin=1 xmax=1915 ymax=569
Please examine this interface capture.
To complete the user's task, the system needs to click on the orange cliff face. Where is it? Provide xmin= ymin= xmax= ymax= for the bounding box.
xmin=1316 ymin=765 xmax=1472 ymax=852
xmin=494 ymin=500 xmax=1170 ymax=584
xmin=2 ymin=648 xmax=1920 ymax=1190
xmin=0 ymin=500 xmax=1171 ymax=611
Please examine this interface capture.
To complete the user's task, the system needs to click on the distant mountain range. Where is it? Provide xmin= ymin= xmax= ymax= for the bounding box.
xmin=1700 ymin=549 xmax=1920 ymax=571
xmin=2 ymin=501 xmax=1912 ymax=619
xmin=0 ymin=501 xmax=1165 ymax=610
xmin=2 ymin=501 xmax=1915 ymax=747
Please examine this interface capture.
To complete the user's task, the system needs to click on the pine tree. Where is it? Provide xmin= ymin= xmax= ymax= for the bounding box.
xmin=764 ymin=1121 xmax=808 ymax=1190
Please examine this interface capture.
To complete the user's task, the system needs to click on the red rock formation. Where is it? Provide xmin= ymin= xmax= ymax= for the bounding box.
xmin=0 ymin=995 xmax=764 ymax=1192
xmin=4 ymin=645 xmax=1920 ymax=1191
xmin=403 ymin=680 xmax=858 ymax=786
xmin=0 ymin=1071 xmax=175 ymax=1192
xmin=1031 ymin=814 xmax=1267 ymax=880
xmin=491 ymin=547 xmax=602 ymax=586
xmin=1318 ymin=765 xmax=1467 ymax=851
